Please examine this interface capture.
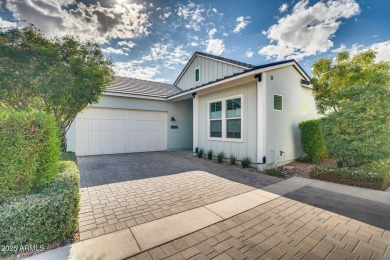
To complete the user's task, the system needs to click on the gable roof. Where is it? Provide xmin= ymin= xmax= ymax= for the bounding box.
xmin=105 ymin=76 xmax=181 ymax=98
xmin=173 ymin=51 xmax=255 ymax=85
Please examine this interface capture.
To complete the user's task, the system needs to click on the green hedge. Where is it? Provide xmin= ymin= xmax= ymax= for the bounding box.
xmin=310 ymin=166 xmax=386 ymax=190
xmin=0 ymin=110 xmax=61 ymax=201
xmin=0 ymin=161 xmax=80 ymax=257
xmin=298 ymin=119 xmax=327 ymax=163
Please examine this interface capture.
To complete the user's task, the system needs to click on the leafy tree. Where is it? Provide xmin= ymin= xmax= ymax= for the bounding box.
xmin=311 ymin=50 xmax=390 ymax=114
xmin=0 ymin=26 xmax=114 ymax=148
xmin=311 ymin=51 xmax=390 ymax=166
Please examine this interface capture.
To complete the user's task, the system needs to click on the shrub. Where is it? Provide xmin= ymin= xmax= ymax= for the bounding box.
xmin=61 ymin=151 xmax=77 ymax=163
xmin=337 ymin=160 xmax=343 ymax=168
xmin=298 ymin=119 xmax=327 ymax=163
xmin=310 ymin=166 xmax=386 ymax=190
xmin=217 ymin=152 xmax=224 ymax=163
xmin=241 ymin=157 xmax=251 ymax=168
xmin=207 ymin=150 xmax=213 ymax=160
xmin=197 ymin=148 xmax=204 ymax=158
xmin=265 ymin=169 xmax=285 ymax=178
xmin=229 ymin=155 xmax=236 ymax=165
xmin=0 ymin=161 xmax=80 ymax=257
xmin=0 ymin=110 xmax=61 ymax=201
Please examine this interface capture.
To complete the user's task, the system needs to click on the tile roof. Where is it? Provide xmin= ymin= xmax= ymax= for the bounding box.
xmin=106 ymin=76 xmax=181 ymax=98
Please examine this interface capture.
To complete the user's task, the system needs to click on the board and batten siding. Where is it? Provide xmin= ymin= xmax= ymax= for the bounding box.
xmin=265 ymin=66 xmax=318 ymax=166
xmin=197 ymin=81 xmax=257 ymax=162
xmin=176 ymin=56 xmax=247 ymax=91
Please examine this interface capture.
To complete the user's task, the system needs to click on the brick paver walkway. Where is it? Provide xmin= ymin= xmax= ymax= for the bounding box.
xmin=128 ymin=197 xmax=390 ymax=260
xmin=77 ymin=152 xmax=281 ymax=240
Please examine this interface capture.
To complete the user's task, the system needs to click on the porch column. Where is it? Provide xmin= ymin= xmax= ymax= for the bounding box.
xmin=257 ymin=72 xmax=267 ymax=169
xmin=193 ymin=94 xmax=199 ymax=152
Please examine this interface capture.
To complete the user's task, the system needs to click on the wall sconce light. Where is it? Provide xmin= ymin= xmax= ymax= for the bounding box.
xmin=171 ymin=116 xmax=176 ymax=122
xmin=192 ymin=92 xmax=197 ymax=98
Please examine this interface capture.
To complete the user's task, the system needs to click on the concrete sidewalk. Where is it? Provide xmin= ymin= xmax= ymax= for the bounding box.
xmin=26 ymin=177 xmax=390 ymax=260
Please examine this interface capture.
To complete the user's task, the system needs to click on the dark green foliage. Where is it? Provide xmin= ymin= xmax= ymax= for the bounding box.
xmin=298 ymin=119 xmax=327 ymax=163
xmin=321 ymin=85 xmax=390 ymax=166
xmin=61 ymin=151 xmax=77 ymax=163
xmin=337 ymin=160 xmax=343 ymax=168
xmin=264 ymin=169 xmax=285 ymax=178
xmin=229 ymin=155 xmax=236 ymax=165
xmin=217 ymin=152 xmax=224 ymax=163
xmin=295 ymin=156 xmax=311 ymax=163
xmin=197 ymin=149 xmax=204 ymax=158
xmin=241 ymin=157 xmax=251 ymax=168
xmin=0 ymin=161 xmax=80 ymax=257
xmin=310 ymin=165 xmax=388 ymax=190
xmin=0 ymin=26 xmax=114 ymax=146
xmin=0 ymin=110 xmax=61 ymax=201
xmin=207 ymin=150 xmax=213 ymax=160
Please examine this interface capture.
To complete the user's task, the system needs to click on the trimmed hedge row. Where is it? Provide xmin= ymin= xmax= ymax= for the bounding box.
xmin=298 ymin=119 xmax=327 ymax=163
xmin=0 ymin=110 xmax=61 ymax=201
xmin=310 ymin=165 xmax=386 ymax=190
xmin=0 ymin=161 xmax=80 ymax=257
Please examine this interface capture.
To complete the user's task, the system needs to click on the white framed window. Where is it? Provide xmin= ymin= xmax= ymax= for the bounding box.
xmin=300 ymin=101 xmax=307 ymax=114
xmin=195 ymin=67 xmax=200 ymax=83
xmin=207 ymin=94 xmax=243 ymax=142
xmin=274 ymin=94 xmax=283 ymax=111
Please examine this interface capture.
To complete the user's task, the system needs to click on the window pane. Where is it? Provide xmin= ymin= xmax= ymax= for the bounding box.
xmin=195 ymin=68 xmax=200 ymax=82
xmin=274 ymin=95 xmax=282 ymax=110
xmin=226 ymin=98 xmax=241 ymax=118
xmin=300 ymin=101 xmax=307 ymax=114
xmin=210 ymin=101 xmax=222 ymax=119
xmin=227 ymin=119 xmax=241 ymax=139
xmin=210 ymin=120 xmax=222 ymax=137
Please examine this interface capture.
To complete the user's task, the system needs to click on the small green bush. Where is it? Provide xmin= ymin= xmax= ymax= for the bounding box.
xmin=197 ymin=148 xmax=204 ymax=158
xmin=61 ymin=151 xmax=77 ymax=163
xmin=265 ymin=169 xmax=285 ymax=178
xmin=298 ymin=119 xmax=327 ymax=163
xmin=217 ymin=152 xmax=224 ymax=163
xmin=241 ymin=157 xmax=251 ymax=168
xmin=310 ymin=166 xmax=386 ymax=190
xmin=0 ymin=110 xmax=61 ymax=201
xmin=229 ymin=155 xmax=236 ymax=165
xmin=207 ymin=150 xmax=213 ymax=160
xmin=0 ymin=161 xmax=80 ymax=257
xmin=337 ymin=160 xmax=343 ymax=168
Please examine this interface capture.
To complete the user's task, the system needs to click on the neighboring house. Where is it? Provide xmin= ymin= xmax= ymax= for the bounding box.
xmin=67 ymin=51 xmax=317 ymax=169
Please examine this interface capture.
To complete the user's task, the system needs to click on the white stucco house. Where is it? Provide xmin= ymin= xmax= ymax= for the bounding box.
xmin=66 ymin=51 xmax=318 ymax=169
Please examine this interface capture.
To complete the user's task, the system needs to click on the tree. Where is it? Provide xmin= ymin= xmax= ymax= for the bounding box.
xmin=311 ymin=50 xmax=390 ymax=114
xmin=311 ymin=51 xmax=390 ymax=166
xmin=0 ymin=26 xmax=114 ymax=148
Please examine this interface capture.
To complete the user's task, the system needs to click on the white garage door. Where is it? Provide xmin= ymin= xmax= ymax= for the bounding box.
xmin=75 ymin=107 xmax=167 ymax=156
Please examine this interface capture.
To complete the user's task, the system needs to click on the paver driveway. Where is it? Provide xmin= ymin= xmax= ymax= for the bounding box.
xmin=75 ymin=151 xmax=390 ymax=259
xmin=77 ymin=151 xmax=281 ymax=240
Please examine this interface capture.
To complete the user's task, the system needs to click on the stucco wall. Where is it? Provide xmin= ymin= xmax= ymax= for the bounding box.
xmin=265 ymin=66 xmax=318 ymax=166
xmin=197 ymin=81 xmax=258 ymax=162
xmin=66 ymin=95 xmax=193 ymax=152
xmin=176 ymin=56 xmax=246 ymax=91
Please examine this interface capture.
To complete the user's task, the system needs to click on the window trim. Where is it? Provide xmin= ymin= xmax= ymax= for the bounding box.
xmin=195 ymin=67 xmax=200 ymax=83
xmin=300 ymin=100 xmax=307 ymax=114
xmin=207 ymin=94 xmax=244 ymax=142
xmin=273 ymin=94 xmax=283 ymax=111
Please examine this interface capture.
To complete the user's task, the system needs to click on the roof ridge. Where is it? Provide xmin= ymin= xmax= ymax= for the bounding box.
xmin=194 ymin=51 xmax=255 ymax=68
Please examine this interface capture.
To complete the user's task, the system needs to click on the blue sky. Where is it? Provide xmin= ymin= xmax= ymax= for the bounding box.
xmin=0 ymin=0 xmax=389 ymax=83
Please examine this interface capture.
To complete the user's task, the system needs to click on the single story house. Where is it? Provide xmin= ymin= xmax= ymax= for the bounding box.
xmin=66 ymin=51 xmax=318 ymax=169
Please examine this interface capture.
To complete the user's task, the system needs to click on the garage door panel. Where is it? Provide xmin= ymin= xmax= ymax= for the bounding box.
xmin=76 ymin=108 xmax=167 ymax=156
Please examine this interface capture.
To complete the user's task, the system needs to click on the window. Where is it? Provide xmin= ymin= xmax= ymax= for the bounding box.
xmin=208 ymin=96 xmax=243 ymax=141
xmin=274 ymin=95 xmax=282 ymax=110
xmin=300 ymin=101 xmax=307 ymax=114
xmin=209 ymin=101 xmax=222 ymax=137
xmin=226 ymin=98 xmax=241 ymax=138
xmin=195 ymin=67 xmax=200 ymax=82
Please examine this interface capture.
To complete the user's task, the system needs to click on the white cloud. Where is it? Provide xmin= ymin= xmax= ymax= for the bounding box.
xmin=331 ymin=43 xmax=347 ymax=53
xmin=190 ymin=42 xmax=199 ymax=47
xmin=159 ymin=11 xmax=172 ymax=21
xmin=208 ymin=28 xmax=217 ymax=38
xmin=142 ymin=42 xmax=190 ymax=69
xmin=205 ymin=39 xmax=225 ymax=55
xmin=102 ymin=47 xmax=128 ymax=56
xmin=4 ymin=0 xmax=151 ymax=43
xmin=0 ymin=17 xmax=17 ymax=30
xmin=245 ymin=50 xmax=254 ymax=58
xmin=279 ymin=3 xmax=289 ymax=13
xmin=233 ymin=16 xmax=251 ymax=33
xmin=177 ymin=1 xmax=205 ymax=31
xmin=333 ymin=41 xmax=390 ymax=62
xmin=118 ymin=40 xmax=136 ymax=49
xmin=259 ymin=0 xmax=360 ymax=60
xmin=114 ymin=61 xmax=168 ymax=82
